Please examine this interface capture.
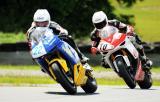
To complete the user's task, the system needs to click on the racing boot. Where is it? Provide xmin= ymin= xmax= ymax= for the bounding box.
xmin=138 ymin=48 xmax=152 ymax=70
xmin=80 ymin=55 xmax=93 ymax=72
xmin=141 ymin=56 xmax=153 ymax=70
xmin=133 ymin=35 xmax=153 ymax=70
xmin=83 ymin=62 xmax=93 ymax=72
xmin=41 ymin=68 xmax=46 ymax=73
xmin=80 ymin=55 xmax=89 ymax=64
xmin=101 ymin=56 xmax=110 ymax=68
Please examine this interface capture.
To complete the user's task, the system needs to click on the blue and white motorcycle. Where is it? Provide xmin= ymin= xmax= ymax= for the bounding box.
xmin=30 ymin=28 xmax=97 ymax=94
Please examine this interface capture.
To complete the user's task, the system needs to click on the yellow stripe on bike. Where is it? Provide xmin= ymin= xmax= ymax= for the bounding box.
xmin=74 ymin=64 xmax=87 ymax=86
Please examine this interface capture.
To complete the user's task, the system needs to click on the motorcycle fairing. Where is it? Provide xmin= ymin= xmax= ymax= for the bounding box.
xmin=74 ymin=64 xmax=87 ymax=85
xmin=57 ymin=41 xmax=80 ymax=65
xmin=31 ymin=31 xmax=62 ymax=58
xmin=102 ymin=33 xmax=126 ymax=48
xmin=31 ymin=28 xmax=80 ymax=66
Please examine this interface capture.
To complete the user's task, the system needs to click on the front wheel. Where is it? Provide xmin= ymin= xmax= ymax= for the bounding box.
xmin=138 ymin=71 xmax=152 ymax=89
xmin=115 ymin=57 xmax=136 ymax=89
xmin=81 ymin=72 xmax=97 ymax=94
xmin=51 ymin=63 xmax=77 ymax=94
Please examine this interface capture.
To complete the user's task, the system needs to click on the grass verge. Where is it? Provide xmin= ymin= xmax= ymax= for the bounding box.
xmin=1 ymin=65 xmax=160 ymax=73
xmin=0 ymin=65 xmax=159 ymax=86
xmin=0 ymin=65 xmax=39 ymax=70
xmin=97 ymin=78 xmax=160 ymax=86
xmin=0 ymin=32 xmax=27 ymax=44
xmin=0 ymin=76 xmax=55 ymax=86
xmin=0 ymin=76 xmax=159 ymax=86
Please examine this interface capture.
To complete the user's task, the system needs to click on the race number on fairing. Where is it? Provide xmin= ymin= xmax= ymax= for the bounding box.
xmin=31 ymin=41 xmax=47 ymax=58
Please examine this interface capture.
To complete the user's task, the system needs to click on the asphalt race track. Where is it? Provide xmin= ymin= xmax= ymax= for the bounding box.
xmin=0 ymin=85 xmax=159 ymax=102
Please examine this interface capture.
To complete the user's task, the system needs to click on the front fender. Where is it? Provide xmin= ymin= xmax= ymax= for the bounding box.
xmin=47 ymin=58 xmax=69 ymax=80
xmin=113 ymin=55 xmax=130 ymax=73
xmin=48 ymin=57 xmax=87 ymax=86
xmin=49 ymin=58 xmax=69 ymax=73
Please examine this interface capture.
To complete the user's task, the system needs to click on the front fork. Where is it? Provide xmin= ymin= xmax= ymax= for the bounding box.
xmin=111 ymin=50 xmax=131 ymax=73
xmin=110 ymin=50 xmax=145 ymax=81
xmin=44 ymin=54 xmax=69 ymax=81
xmin=44 ymin=55 xmax=87 ymax=86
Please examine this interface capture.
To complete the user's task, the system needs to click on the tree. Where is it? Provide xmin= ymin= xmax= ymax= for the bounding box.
xmin=0 ymin=0 xmax=142 ymax=38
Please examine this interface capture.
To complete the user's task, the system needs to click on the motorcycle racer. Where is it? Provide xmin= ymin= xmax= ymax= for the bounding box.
xmin=90 ymin=11 xmax=152 ymax=70
xmin=26 ymin=9 xmax=91 ymax=71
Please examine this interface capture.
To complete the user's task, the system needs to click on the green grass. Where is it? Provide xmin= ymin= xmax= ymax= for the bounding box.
xmin=151 ymin=67 xmax=160 ymax=73
xmin=110 ymin=0 xmax=160 ymax=42
xmin=93 ymin=66 xmax=160 ymax=73
xmin=94 ymin=66 xmax=160 ymax=86
xmin=0 ymin=75 xmax=159 ymax=86
xmin=0 ymin=76 xmax=159 ymax=86
xmin=0 ymin=65 xmax=39 ymax=70
xmin=1 ymin=65 xmax=159 ymax=73
xmin=97 ymin=77 xmax=125 ymax=85
xmin=0 ymin=65 xmax=159 ymax=86
xmin=0 ymin=76 xmax=55 ymax=86
xmin=0 ymin=32 xmax=27 ymax=44
xmin=97 ymin=78 xmax=160 ymax=86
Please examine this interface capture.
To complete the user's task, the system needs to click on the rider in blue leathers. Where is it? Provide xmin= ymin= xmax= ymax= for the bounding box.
xmin=26 ymin=9 xmax=92 ymax=71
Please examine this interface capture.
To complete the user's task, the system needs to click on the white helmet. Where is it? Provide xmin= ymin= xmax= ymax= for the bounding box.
xmin=92 ymin=11 xmax=108 ymax=30
xmin=33 ymin=9 xmax=51 ymax=27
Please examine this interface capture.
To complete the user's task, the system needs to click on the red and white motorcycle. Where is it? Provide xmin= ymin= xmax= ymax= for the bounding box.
xmin=92 ymin=26 xmax=152 ymax=89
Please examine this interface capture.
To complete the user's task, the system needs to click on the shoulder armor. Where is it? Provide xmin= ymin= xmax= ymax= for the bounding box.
xmin=27 ymin=27 xmax=36 ymax=40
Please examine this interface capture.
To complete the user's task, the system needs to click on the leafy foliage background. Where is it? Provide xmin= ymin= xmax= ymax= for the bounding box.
xmin=0 ymin=0 xmax=141 ymax=37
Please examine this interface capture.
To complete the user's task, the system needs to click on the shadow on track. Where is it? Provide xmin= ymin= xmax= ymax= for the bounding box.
xmin=45 ymin=91 xmax=99 ymax=96
xmin=112 ymin=87 xmax=158 ymax=90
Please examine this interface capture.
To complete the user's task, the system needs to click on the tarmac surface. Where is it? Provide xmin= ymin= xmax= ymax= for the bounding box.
xmin=0 ymin=85 xmax=159 ymax=102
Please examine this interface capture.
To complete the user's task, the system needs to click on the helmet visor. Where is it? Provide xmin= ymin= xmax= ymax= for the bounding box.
xmin=35 ymin=21 xmax=49 ymax=27
xmin=94 ymin=19 xmax=107 ymax=29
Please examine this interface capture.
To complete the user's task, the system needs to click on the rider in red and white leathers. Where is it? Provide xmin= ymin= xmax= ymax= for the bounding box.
xmin=90 ymin=11 xmax=152 ymax=70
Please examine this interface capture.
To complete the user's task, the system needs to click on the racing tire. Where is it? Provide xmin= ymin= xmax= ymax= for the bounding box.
xmin=81 ymin=72 xmax=97 ymax=94
xmin=51 ymin=63 xmax=77 ymax=94
xmin=138 ymin=71 xmax=152 ymax=89
xmin=116 ymin=57 xmax=136 ymax=89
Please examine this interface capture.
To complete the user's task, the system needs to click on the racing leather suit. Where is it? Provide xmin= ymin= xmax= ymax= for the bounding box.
xmin=90 ymin=19 xmax=152 ymax=69
xmin=27 ymin=21 xmax=88 ymax=64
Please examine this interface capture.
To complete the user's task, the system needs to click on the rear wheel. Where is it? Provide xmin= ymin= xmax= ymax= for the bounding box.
xmin=116 ymin=57 xmax=136 ymax=89
xmin=138 ymin=71 xmax=152 ymax=89
xmin=81 ymin=71 xmax=97 ymax=94
xmin=51 ymin=63 xmax=77 ymax=94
